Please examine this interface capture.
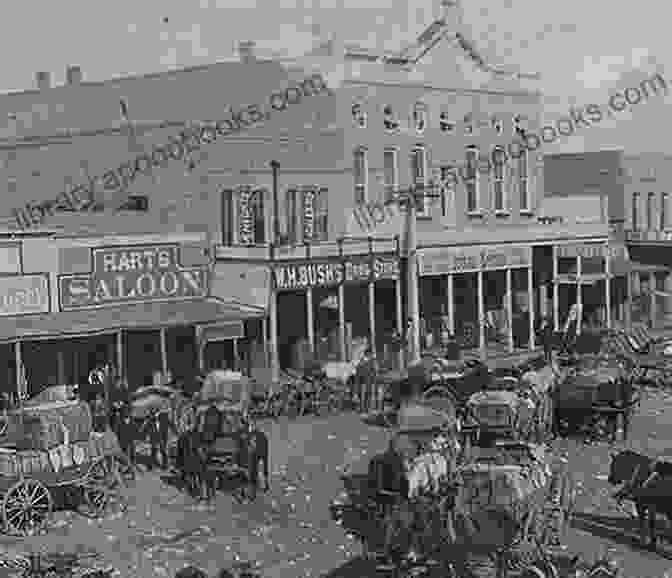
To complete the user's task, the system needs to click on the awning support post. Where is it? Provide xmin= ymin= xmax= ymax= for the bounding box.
xmin=160 ymin=327 xmax=168 ymax=376
xmin=116 ymin=331 xmax=124 ymax=381
xmin=14 ymin=341 xmax=23 ymax=400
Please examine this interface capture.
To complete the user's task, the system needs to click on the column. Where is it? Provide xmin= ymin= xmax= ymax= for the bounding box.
xmin=269 ymin=290 xmax=279 ymax=382
xmin=576 ymin=255 xmax=582 ymax=335
xmin=368 ymin=281 xmax=376 ymax=359
xmin=56 ymin=350 xmax=66 ymax=385
xmin=406 ymin=199 xmax=421 ymax=363
xmin=395 ymin=276 xmax=403 ymax=369
xmin=605 ymin=247 xmax=612 ymax=329
xmin=477 ymin=270 xmax=485 ymax=358
xmin=159 ymin=327 xmax=168 ymax=375
xmin=338 ymin=284 xmax=346 ymax=361
xmin=528 ymin=266 xmax=535 ymax=350
xmin=665 ymin=273 xmax=672 ymax=327
xmin=505 ymin=268 xmax=514 ymax=353
xmin=232 ymin=338 xmax=239 ymax=371
xmin=306 ymin=287 xmax=315 ymax=355
xmin=116 ymin=331 xmax=123 ymax=380
xmin=650 ymin=273 xmax=657 ymax=329
xmin=447 ymin=273 xmax=455 ymax=334
xmin=625 ymin=272 xmax=633 ymax=331
xmin=14 ymin=341 xmax=23 ymax=399
xmin=552 ymin=246 xmax=559 ymax=332
xmin=261 ymin=317 xmax=269 ymax=368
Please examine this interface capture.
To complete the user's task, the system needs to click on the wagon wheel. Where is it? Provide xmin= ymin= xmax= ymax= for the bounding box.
xmin=78 ymin=459 xmax=110 ymax=518
xmin=2 ymin=478 xmax=53 ymax=536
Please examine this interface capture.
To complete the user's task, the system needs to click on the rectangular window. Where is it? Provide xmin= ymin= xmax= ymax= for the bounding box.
xmin=286 ymin=188 xmax=298 ymax=243
xmin=383 ymin=148 xmax=398 ymax=201
xmin=411 ymin=145 xmax=428 ymax=214
xmin=117 ymin=194 xmax=149 ymax=212
xmin=662 ymin=193 xmax=668 ymax=230
xmin=492 ymin=147 xmax=506 ymax=212
xmin=465 ymin=146 xmax=479 ymax=212
xmin=647 ymin=192 xmax=656 ymax=230
xmin=632 ymin=193 xmax=639 ymax=231
xmin=519 ymin=150 xmax=529 ymax=211
xmin=353 ymin=147 xmax=367 ymax=204
xmin=221 ymin=188 xmax=234 ymax=246
xmin=440 ymin=166 xmax=456 ymax=218
xmin=314 ymin=187 xmax=329 ymax=241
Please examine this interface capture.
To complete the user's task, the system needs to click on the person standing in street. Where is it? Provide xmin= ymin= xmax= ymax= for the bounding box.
xmin=540 ymin=316 xmax=554 ymax=363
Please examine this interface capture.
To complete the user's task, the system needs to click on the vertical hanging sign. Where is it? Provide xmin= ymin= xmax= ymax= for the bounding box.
xmin=238 ymin=185 xmax=254 ymax=246
xmin=302 ymin=187 xmax=315 ymax=242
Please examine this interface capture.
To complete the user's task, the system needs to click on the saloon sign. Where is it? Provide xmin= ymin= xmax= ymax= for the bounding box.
xmin=59 ymin=244 xmax=209 ymax=310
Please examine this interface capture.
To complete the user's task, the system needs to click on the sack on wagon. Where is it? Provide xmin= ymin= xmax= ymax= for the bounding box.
xmin=2 ymin=400 xmax=93 ymax=450
xmin=0 ymin=447 xmax=53 ymax=477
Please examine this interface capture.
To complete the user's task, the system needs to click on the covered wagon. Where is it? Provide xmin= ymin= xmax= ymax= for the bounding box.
xmin=0 ymin=399 xmax=122 ymax=535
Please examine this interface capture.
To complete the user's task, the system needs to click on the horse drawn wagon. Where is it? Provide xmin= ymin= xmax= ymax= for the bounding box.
xmin=0 ymin=396 xmax=122 ymax=535
xmin=330 ymin=400 xmax=463 ymax=570
xmin=554 ymin=354 xmax=638 ymax=440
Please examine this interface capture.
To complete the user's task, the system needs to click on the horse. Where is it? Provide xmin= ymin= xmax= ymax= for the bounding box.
xmin=143 ymin=408 xmax=177 ymax=470
xmin=175 ymin=428 xmax=217 ymax=501
xmin=608 ymin=449 xmax=672 ymax=548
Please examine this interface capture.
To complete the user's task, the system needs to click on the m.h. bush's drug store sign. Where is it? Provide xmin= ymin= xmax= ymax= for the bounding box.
xmin=59 ymin=244 xmax=209 ymax=310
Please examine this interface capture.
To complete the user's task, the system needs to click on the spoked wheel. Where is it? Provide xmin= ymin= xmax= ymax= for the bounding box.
xmin=78 ymin=460 xmax=110 ymax=518
xmin=2 ymin=478 xmax=53 ymax=536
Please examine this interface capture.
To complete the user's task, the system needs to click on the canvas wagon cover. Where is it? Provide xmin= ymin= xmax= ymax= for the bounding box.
xmin=458 ymin=462 xmax=548 ymax=515
xmin=198 ymin=370 xmax=251 ymax=411
xmin=397 ymin=401 xmax=454 ymax=432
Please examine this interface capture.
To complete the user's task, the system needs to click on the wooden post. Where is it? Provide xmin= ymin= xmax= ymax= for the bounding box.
xmin=159 ymin=327 xmax=168 ymax=375
xmin=338 ymin=284 xmax=346 ymax=362
xmin=56 ymin=350 xmax=66 ymax=385
xmin=395 ymin=277 xmax=403 ymax=369
xmin=553 ymin=245 xmax=560 ymax=332
xmin=605 ymin=245 xmax=612 ymax=329
xmin=368 ymin=281 xmax=376 ymax=359
xmin=505 ymin=267 xmax=514 ymax=353
xmin=269 ymin=289 xmax=279 ymax=382
xmin=14 ymin=341 xmax=23 ymax=401
xmin=232 ymin=338 xmax=239 ymax=371
xmin=447 ymin=273 xmax=455 ymax=334
xmin=306 ymin=288 xmax=315 ymax=355
xmin=116 ymin=331 xmax=123 ymax=380
xmin=528 ymin=265 xmax=535 ymax=349
xmin=576 ymin=256 xmax=583 ymax=336
xmin=477 ymin=270 xmax=485 ymax=358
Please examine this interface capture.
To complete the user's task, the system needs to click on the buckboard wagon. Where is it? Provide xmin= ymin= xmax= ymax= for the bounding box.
xmin=0 ymin=398 xmax=122 ymax=536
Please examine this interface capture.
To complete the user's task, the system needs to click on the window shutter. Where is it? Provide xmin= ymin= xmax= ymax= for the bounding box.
xmin=302 ymin=186 xmax=316 ymax=242
xmin=238 ymin=185 xmax=254 ymax=245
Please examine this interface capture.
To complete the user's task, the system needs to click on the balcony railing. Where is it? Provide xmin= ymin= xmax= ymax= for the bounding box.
xmin=215 ymin=236 xmax=400 ymax=261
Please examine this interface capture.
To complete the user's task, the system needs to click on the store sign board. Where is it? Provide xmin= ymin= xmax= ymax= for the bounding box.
xmin=273 ymin=256 xmax=400 ymax=291
xmin=0 ymin=275 xmax=50 ymax=317
xmin=238 ymin=186 xmax=255 ymax=246
xmin=59 ymin=244 xmax=209 ymax=310
xmin=556 ymin=243 xmax=624 ymax=259
xmin=302 ymin=188 xmax=315 ymax=241
xmin=419 ymin=245 xmax=532 ymax=276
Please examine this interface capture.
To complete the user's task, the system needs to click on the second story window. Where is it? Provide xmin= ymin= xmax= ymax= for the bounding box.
xmin=352 ymin=102 xmax=366 ymax=128
xmin=412 ymin=102 xmax=427 ymax=134
xmin=221 ymin=188 xmax=235 ymax=246
xmin=383 ymin=105 xmax=400 ymax=132
xmin=440 ymin=166 xmax=456 ymax=218
xmin=383 ymin=148 xmax=398 ymax=201
xmin=439 ymin=112 xmax=455 ymax=133
xmin=313 ymin=187 xmax=329 ymax=241
xmin=465 ymin=146 xmax=479 ymax=212
xmin=286 ymin=188 xmax=299 ymax=243
xmin=353 ymin=147 xmax=368 ymax=204
xmin=632 ymin=193 xmax=640 ymax=231
xmin=492 ymin=147 xmax=506 ymax=212
xmin=662 ymin=193 xmax=668 ymax=230
xmin=411 ymin=145 xmax=429 ymax=215
xmin=236 ymin=186 xmax=266 ymax=245
xmin=519 ymin=150 xmax=529 ymax=211
xmin=117 ymin=194 xmax=149 ymax=212
xmin=647 ymin=192 xmax=656 ymax=230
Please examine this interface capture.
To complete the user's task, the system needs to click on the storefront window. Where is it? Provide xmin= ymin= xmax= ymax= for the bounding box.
xmin=519 ymin=151 xmax=529 ymax=211
xmin=581 ymin=256 xmax=605 ymax=275
xmin=557 ymin=257 xmax=577 ymax=275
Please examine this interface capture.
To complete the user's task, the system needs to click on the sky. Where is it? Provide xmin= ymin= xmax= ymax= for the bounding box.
xmin=1 ymin=0 xmax=668 ymax=153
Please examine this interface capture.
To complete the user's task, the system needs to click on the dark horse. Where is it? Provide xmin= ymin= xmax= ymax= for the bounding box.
xmin=175 ymin=428 xmax=217 ymax=501
xmin=608 ymin=449 xmax=672 ymax=548
xmin=235 ymin=420 xmax=270 ymax=501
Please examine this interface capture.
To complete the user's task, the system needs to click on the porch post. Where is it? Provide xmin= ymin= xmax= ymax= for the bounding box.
xmin=338 ymin=284 xmax=346 ymax=361
xmin=159 ymin=327 xmax=168 ymax=375
xmin=14 ymin=341 xmax=23 ymax=400
xmin=447 ymin=273 xmax=455 ymax=334
xmin=605 ymin=245 xmax=612 ymax=329
xmin=576 ymin=264 xmax=583 ymax=336
xmin=650 ymin=273 xmax=657 ymax=329
xmin=269 ymin=289 xmax=280 ymax=382
xmin=625 ymin=272 xmax=633 ymax=331
xmin=306 ymin=287 xmax=315 ymax=355
xmin=528 ymin=265 xmax=535 ymax=350
xmin=477 ymin=269 xmax=485 ymax=358
xmin=505 ymin=267 xmax=514 ymax=353
xmin=116 ymin=331 xmax=124 ymax=380
xmin=552 ymin=245 xmax=559 ymax=332
xmin=368 ymin=280 xmax=376 ymax=359
xmin=56 ymin=350 xmax=66 ymax=385
xmin=395 ymin=276 xmax=403 ymax=369
xmin=261 ymin=317 xmax=268 ymax=367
